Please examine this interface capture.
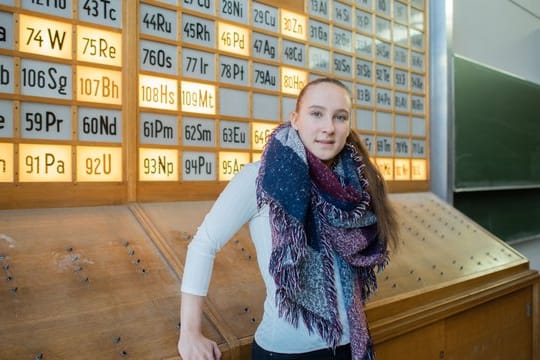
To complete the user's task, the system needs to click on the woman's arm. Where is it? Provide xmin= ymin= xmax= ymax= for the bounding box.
xmin=178 ymin=292 xmax=221 ymax=360
xmin=177 ymin=163 xmax=259 ymax=359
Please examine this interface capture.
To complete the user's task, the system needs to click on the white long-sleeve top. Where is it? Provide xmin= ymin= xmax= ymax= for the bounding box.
xmin=181 ymin=161 xmax=350 ymax=353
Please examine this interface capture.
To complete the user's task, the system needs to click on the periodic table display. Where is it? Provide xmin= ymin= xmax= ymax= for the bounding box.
xmin=0 ymin=0 xmax=429 ymax=208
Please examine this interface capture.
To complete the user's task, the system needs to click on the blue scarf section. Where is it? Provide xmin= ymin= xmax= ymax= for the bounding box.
xmin=256 ymin=124 xmax=387 ymax=360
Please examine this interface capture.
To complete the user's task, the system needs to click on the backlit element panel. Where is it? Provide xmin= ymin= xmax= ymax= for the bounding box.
xmin=139 ymin=148 xmax=178 ymax=181
xmin=218 ymin=22 xmax=250 ymax=56
xmin=76 ymin=146 xmax=122 ymax=182
xmin=19 ymin=15 xmax=72 ymax=59
xmin=139 ymin=75 xmax=178 ymax=111
xmin=280 ymin=9 xmax=307 ymax=41
xmin=77 ymin=66 xmax=121 ymax=105
xmin=219 ymin=151 xmax=250 ymax=181
xmin=0 ymin=143 xmax=13 ymax=182
xmin=19 ymin=144 xmax=72 ymax=182
xmin=77 ymin=26 xmax=122 ymax=66
xmin=180 ymin=81 xmax=216 ymax=115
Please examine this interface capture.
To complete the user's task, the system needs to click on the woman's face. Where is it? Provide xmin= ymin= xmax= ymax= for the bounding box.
xmin=290 ymin=82 xmax=352 ymax=165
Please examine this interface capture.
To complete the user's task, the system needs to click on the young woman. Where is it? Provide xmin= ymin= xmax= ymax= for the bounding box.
xmin=178 ymin=77 xmax=398 ymax=360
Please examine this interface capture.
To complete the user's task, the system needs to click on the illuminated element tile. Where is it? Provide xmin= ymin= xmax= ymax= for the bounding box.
xmin=19 ymin=15 xmax=72 ymax=59
xmin=375 ymin=157 xmax=393 ymax=180
xmin=139 ymin=148 xmax=178 ymax=181
xmin=76 ymin=146 xmax=122 ymax=182
xmin=19 ymin=144 xmax=72 ymax=182
xmin=77 ymin=66 xmax=122 ymax=105
xmin=281 ymin=67 xmax=307 ymax=95
xmin=139 ymin=74 xmax=178 ymax=111
xmin=218 ymin=151 xmax=249 ymax=181
xmin=77 ymin=26 xmax=122 ymax=66
xmin=411 ymin=159 xmax=427 ymax=180
xmin=252 ymin=122 xmax=278 ymax=151
xmin=180 ymin=81 xmax=216 ymax=114
xmin=0 ymin=143 xmax=13 ymax=182
xmin=394 ymin=158 xmax=410 ymax=181
xmin=281 ymin=9 xmax=307 ymax=40
xmin=218 ymin=22 xmax=249 ymax=56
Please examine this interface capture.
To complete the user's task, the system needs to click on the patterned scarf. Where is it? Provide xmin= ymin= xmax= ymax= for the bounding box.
xmin=256 ymin=124 xmax=388 ymax=360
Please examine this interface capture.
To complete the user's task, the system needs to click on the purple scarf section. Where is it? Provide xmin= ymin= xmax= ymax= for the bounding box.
xmin=256 ymin=124 xmax=388 ymax=360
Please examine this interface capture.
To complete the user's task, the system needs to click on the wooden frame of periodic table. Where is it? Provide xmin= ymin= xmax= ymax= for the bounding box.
xmin=0 ymin=0 xmax=429 ymax=209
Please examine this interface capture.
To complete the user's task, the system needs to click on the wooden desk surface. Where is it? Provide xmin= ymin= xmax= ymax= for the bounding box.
xmin=0 ymin=193 xmax=537 ymax=359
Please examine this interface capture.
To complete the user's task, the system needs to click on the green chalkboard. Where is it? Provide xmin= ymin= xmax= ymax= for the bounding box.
xmin=454 ymin=189 xmax=540 ymax=242
xmin=454 ymin=56 xmax=540 ymax=189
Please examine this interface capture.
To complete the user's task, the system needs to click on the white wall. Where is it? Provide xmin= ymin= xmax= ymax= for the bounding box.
xmin=453 ymin=0 xmax=540 ymax=85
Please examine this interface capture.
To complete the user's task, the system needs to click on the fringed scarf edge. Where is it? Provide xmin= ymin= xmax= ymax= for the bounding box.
xmin=259 ymin=189 xmax=345 ymax=349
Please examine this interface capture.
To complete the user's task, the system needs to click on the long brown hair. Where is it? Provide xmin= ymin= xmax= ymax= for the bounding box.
xmin=296 ymin=77 xmax=399 ymax=251
xmin=348 ymin=130 xmax=399 ymax=251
